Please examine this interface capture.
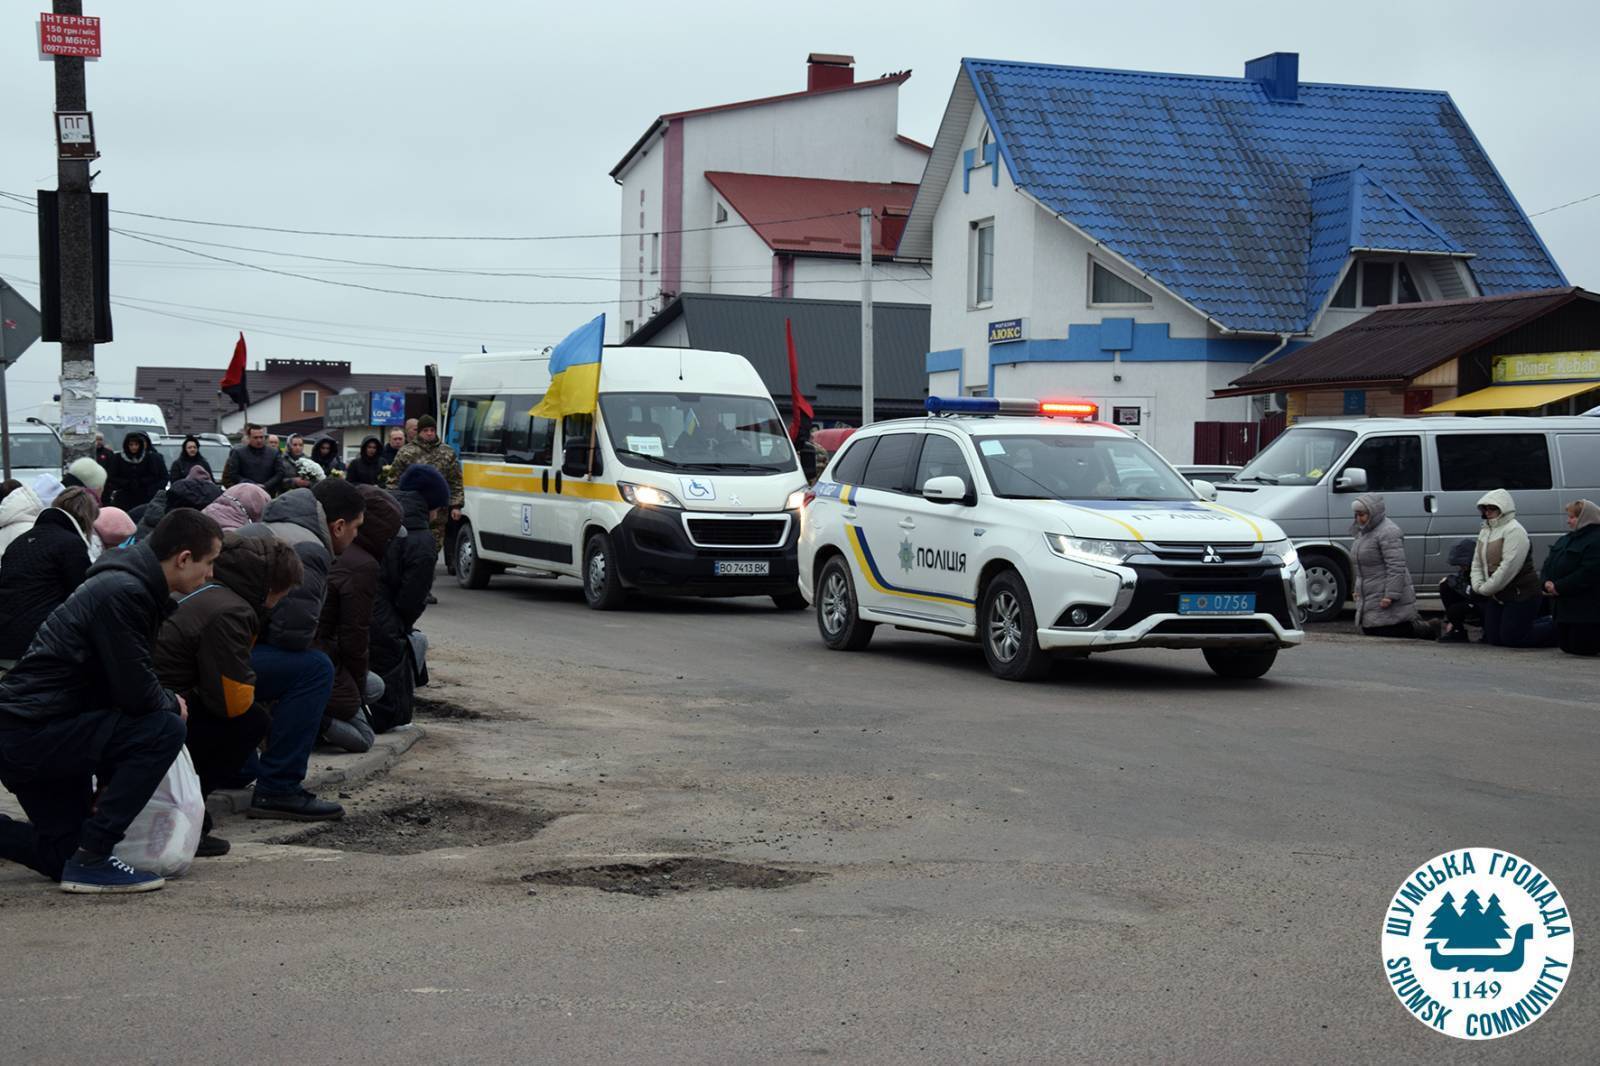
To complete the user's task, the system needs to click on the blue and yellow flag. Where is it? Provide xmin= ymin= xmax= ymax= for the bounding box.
xmin=532 ymin=313 xmax=605 ymax=420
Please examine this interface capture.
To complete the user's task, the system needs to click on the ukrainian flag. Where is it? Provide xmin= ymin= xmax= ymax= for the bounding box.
xmin=532 ymin=313 xmax=605 ymax=419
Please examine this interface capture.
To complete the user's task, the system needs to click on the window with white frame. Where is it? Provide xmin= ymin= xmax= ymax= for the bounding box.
xmin=300 ymin=389 xmax=318 ymax=413
xmin=971 ymin=219 xmax=995 ymax=307
xmin=1089 ymin=260 xmax=1152 ymax=306
xmin=1330 ymin=260 xmax=1423 ymax=309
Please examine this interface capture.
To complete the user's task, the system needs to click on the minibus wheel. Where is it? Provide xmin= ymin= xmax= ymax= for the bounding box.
xmin=583 ymin=530 xmax=628 ymax=610
xmin=456 ymin=521 xmax=491 ymax=590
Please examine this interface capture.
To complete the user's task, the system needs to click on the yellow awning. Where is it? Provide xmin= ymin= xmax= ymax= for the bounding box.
xmin=1423 ymin=381 xmax=1598 ymax=413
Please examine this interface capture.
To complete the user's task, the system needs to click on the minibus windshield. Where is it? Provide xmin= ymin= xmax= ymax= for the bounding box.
xmin=1234 ymin=427 xmax=1357 ymax=485
xmin=600 ymin=392 xmax=796 ymax=473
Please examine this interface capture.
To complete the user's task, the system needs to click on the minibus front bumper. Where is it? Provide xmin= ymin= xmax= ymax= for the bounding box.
xmin=611 ymin=506 xmax=801 ymax=597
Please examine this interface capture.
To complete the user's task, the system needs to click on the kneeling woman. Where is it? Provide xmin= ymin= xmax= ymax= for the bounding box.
xmin=1351 ymin=494 xmax=1438 ymax=639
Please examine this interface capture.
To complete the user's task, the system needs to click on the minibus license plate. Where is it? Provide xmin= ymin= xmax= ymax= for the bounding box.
xmin=1178 ymin=593 xmax=1255 ymax=615
xmin=715 ymin=560 xmax=769 ymax=576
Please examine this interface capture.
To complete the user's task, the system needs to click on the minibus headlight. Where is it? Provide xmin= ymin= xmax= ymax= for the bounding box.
xmin=1045 ymin=534 xmax=1141 ymax=566
xmin=619 ymin=482 xmax=683 ymax=509
xmin=785 ymin=489 xmax=807 ymax=511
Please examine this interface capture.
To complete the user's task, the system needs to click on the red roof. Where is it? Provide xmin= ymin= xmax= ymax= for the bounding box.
xmin=705 ymin=172 xmax=919 ymax=259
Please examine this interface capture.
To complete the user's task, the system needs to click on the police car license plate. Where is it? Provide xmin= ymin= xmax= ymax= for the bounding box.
xmin=714 ymin=560 xmax=769 ymax=576
xmin=1178 ymin=593 xmax=1256 ymax=615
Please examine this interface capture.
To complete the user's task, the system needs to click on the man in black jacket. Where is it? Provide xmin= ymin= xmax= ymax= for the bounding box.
xmin=0 ymin=509 xmax=221 ymax=893
xmin=221 ymin=423 xmax=285 ymax=496
xmin=368 ymin=466 xmax=446 ymax=732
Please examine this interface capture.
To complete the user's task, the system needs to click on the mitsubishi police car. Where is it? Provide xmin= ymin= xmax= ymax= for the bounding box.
xmin=798 ymin=397 xmax=1309 ymax=681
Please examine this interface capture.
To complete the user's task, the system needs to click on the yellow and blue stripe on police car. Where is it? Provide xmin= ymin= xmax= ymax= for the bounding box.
xmin=844 ymin=524 xmax=975 ymax=608
xmin=812 ymin=480 xmax=857 ymax=505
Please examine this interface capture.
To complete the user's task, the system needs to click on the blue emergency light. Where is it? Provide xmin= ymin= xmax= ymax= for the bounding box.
xmin=925 ymin=396 xmax=1099 ymax=419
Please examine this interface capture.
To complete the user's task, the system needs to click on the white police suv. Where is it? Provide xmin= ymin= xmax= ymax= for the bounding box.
xmin=798 ymin=397 xmax=1309 ymax=681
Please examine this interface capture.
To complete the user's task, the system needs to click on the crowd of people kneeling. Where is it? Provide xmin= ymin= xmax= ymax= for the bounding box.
xmin=0 ymin=458 xmax=454 ymax=894
xmin=1348 ymin=490 xmax=1600 ymax=656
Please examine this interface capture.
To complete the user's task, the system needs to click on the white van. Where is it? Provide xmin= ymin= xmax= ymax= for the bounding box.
xmin=4 ymin=425 xmax=65 ymax=483
xmin=1220 ymin=416 xmax=1600 ymax=622
xmin=448 ymin=346 xmax=809 ymax=609
xmin=37 ymin=397 xmax=169 ymax=450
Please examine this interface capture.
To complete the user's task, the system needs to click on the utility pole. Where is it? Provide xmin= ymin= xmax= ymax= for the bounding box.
xmin=859 ymin=207 xmax=874 ymax=426
xmin=51 ymin=0 xmax=99 ymax=464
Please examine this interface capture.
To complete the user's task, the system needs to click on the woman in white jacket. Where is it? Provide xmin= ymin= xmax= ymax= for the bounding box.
xmin=1470 ymin=488 xmax=1545 ymax=646
xmin=0 ymin=483 xmax=44 ymax=560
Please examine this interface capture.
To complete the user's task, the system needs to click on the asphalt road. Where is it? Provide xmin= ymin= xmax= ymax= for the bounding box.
xmin=2 ymin=569 xmax=1595 ymax=1063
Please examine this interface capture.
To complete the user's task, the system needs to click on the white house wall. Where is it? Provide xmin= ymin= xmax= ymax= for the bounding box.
xmin=792 ymin=257 xmax=931 ymax=303
xmin=616 ymin=136 xmax=666 ymax=336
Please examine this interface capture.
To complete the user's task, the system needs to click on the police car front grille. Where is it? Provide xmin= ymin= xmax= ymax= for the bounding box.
xmin=684 ymin=518 xmax=788 ymax=548
xmin=1143 ymin=542 xmax=1264 ymax=562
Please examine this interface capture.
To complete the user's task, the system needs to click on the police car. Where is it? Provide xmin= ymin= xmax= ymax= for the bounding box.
xmin=797 ymin=397 xmax=1309 ymax=681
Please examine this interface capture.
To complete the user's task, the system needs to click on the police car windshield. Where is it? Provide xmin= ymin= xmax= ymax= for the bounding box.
xmin=600 ymin=393 xmax=796 ymax=473
xmin=974 ymin=434 xmax=1195 ymax=501
xmin=1235 ymin=427 xmax=1357 ymax=485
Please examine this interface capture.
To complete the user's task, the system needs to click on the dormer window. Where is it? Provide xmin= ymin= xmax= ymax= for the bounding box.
xmin=1331 ymin=260 xmax=1423 ymax=309
xmin=978 ymin=123 xmax=993 ymax=162
xmin=1089 ymin=260 xmax=1153 ymax=306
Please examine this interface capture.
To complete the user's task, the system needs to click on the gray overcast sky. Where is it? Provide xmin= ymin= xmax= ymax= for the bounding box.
xmin=3 ymin=0 xmax=1597 ymax=427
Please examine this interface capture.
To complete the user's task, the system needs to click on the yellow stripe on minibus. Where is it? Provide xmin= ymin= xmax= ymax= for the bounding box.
xmin=462 ymin=462 xmax=622 ymax=502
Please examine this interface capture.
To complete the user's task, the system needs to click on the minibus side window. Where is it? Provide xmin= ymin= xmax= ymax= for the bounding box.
xmin=447 ymin=396 xmax=481 ymax=453
xmin=503 ymin=394 xmax=554 ymax=465
xmin=1340 ymin=435 xmax=1421 ymax=492
xmin=1436 ymin=433 xmax=1552 ymax=491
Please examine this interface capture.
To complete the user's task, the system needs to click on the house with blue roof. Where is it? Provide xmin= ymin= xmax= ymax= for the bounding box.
xmin=900 ymin=52 xmax=1565 ymax=461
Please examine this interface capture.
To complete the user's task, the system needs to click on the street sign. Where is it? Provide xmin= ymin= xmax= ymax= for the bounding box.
xmin=0 ymin=279 xmax=43 ymax=367
xmin=54 ymin=111 xmax=96 ymax=160
xmin=39 ymin=12 xmax=101 ymax=58
xmin=325 ymin=392 xmax=369 ymax=429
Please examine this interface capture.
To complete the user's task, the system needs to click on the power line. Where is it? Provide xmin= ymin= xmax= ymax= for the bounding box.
xmin=1528 ymin=190 xmax=1600 ymax=218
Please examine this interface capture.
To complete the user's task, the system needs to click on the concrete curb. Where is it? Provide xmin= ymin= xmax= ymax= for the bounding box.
xmin=207 ymin=725 xmax=424 ymax=819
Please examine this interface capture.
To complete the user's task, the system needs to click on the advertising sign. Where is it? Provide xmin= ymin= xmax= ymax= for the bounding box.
xmin=370 ymin=390 xmax=406 ymax=427
xmin=987 ymin=318 xmax=1027 ymax=345
xmin=1492 ymin=351 xmax=1600 ymax=384
xmin=324 ymin=392 xmax=368 ymax=429
xmin=40 ymin=12 xmax=101 ymax=58
xmin=1112 ymin=405 xmax=1141 ymax=426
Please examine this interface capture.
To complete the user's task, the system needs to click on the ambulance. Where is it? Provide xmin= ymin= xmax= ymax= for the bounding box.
xmin=798 ymin=397 xmax=1310 ymax=681
xmin=448 ymin=346 xmax=809 ymax=609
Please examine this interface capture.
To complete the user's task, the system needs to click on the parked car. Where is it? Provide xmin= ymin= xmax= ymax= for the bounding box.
xmin=1217 ymin=416 xmax=1600 ymax=622
xmin=1176 ymin=464 xmax=1241 ymax=484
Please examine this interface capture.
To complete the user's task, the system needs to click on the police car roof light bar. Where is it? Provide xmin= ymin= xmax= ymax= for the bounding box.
xmin=925 ymin=396 xmax=1040 ymax=417
xmin=1040 ymin=400 xmax=1099 ymax=419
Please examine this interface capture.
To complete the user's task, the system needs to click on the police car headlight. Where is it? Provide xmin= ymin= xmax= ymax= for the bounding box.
xmin=1264 ymin=538 xmax=1299 ymax=567
xmin=618 ymin=482 xmax=683 ymax=509
xmin=784 ymin=489 xmax=807 ymax=511
xmin=1045 ymin=534 xmax=1140 ymax=566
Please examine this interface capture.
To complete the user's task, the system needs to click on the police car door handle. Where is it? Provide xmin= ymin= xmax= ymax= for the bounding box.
xmin=899 ymin=518 xmax=917 ymax=530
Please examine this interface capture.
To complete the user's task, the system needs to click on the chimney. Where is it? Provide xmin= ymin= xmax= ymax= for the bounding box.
xmin=878 ymin=205 xmax=910 ymax=254
xmin=1245 ymin=51 xmax=1299 ymax=102
xmin=807 ymin=52 xmax=855 ymax=92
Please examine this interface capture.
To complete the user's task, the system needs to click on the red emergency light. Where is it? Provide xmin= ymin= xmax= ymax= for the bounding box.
xmin=1040 ymin=400 xmax=1099 ymax=419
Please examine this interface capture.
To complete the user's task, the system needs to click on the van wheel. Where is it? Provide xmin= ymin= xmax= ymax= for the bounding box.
xmin=582 ymin=531 xmax=627 ymax=610
xmin=455 ymin=522 xmax=491 ymax=589
xmin=1203 ymin=647 xmax=1278 ymax=679
xmin=816 ymin=556 xmax=874 ymax=650
xmin=980 ymin=571 xmax=1050 ymax=681
xmin=772 ymin=591 xmax=808 ymax=611
xmin=1300 ymin=553 xmax=1347 ymax=623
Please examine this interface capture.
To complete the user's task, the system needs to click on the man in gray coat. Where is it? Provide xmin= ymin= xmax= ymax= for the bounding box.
xmin=1350 ymin=494 xmax=1438 ymax=639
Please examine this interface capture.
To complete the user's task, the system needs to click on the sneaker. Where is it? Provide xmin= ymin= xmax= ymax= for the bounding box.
xmin=60 ymin=854 xmax=166 ymax=894
xmin=195 ymin=834 xmax=232 ymax=857
xmin=247 ymin=789 xmax=345 ymax=822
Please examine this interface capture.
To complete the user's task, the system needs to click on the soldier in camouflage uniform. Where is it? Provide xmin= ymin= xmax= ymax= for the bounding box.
xmin=388 ymin=414 xmax=463 ymax=560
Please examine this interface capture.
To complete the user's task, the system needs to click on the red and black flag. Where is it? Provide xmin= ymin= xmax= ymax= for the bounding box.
xmin=785 ymin=317 xmax=814 ymax=440
xmin=220 ymin=332 xmax=249 ymax=409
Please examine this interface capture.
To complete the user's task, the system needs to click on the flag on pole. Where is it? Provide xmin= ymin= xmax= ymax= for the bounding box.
xmin=785 ymin=317 xmax=814 ymax=439
xmin=220 ymin=332 xmax=250 ymax=409
xmin=532 ymin=314 xmax=605 ymax=420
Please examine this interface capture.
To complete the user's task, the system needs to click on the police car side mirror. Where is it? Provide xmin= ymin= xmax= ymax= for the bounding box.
xmin=922 ymin=475 xmax=969 ymax=504
xmin=1334 ymin=467 xmax=1367 ymax=493
xmin=1191 ymin=478 xmax=1218 ymax=502
xmin=562 ymin=442 xmax=600 ymax=479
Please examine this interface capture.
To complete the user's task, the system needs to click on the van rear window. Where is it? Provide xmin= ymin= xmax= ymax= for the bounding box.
xmin=1436 ymin=434 xmax=1552 ymax=491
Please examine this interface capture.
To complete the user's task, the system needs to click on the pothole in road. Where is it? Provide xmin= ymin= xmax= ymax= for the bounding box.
xmin=413 ymin=694 xmax=489 ymax=721
xmin=521 ymin=858 xmax=820 ymax=897
xmin=273 ymin=796 xmax=554 ymax=855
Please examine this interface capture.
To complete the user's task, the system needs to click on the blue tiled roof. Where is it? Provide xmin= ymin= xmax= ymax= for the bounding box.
xmin=965 ymin=59 xmax=1566 ymax=333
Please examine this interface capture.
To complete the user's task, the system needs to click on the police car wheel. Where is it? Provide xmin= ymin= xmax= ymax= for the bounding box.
xmin=455 ymin=521 xmax=491 ymax=590
xmin=816 ymin=556 xmax=874 ymax=650
xmin=583 ymin=531 xmax=627 ymax=610
xmin=980 ymin=571 xmax=1050 ymax=681
xmin=1202 ymin=647 xmax=1278 ymax=679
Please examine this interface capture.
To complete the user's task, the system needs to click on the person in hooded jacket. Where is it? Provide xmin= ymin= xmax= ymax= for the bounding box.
xmin=346 ymin=436 xmax=385 ymax=486
xmin=0 ymin=488 xmax=99 ymax=662
xmin=310 ymin=437 xmax=346 ymax=476
xmin=315 ymin=485 xmax=402 ymax=752
xmin=155 ymin=533 xmax=304 ymax=856
xmin=368 ymin=466 xmax=448 ymax=732
xmin=168 ymin=435 xmax=213 ymax=482
xmin=1541 ymin=499 xmax=1600 ymax=656
xmin=1469 ymin=488 xmax=1545 ymax=647
xmin=0 ymin=509 xmax=219 ymax=893
xmin=0 ymin=482 xmax=44 ymax=560
xmin=131 ymin=467 xmax=223 ymax=542
xmin=202 ymin=482 xmax=270 ymax=533
xmin=104 ymin=431 xmax=167 ymax=512
xmin=61 ymin=457 xmax=108 ymax=502
xmin=235 ymin=480 xmax=365 ymax=820
xmin=1350 ymin=494 xmax=1438 ymax=639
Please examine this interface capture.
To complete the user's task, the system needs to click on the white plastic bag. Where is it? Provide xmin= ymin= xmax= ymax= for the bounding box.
xmin=113 ymin=747 xmax=205 ymax=877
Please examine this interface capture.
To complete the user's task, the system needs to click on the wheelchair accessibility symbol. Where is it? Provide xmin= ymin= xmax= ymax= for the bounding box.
xmin=680 ymin=477 xmax=716 ymax=502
